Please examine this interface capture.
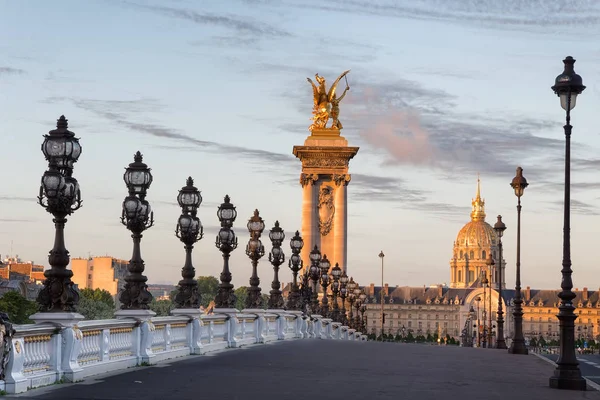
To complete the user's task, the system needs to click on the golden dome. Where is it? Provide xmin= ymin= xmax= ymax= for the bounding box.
xmin=454 ymin=176 xmax=498 ymax=252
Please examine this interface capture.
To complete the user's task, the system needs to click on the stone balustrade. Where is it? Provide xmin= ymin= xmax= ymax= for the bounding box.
xmin=0 ymin=312 xmax=367 ymax=394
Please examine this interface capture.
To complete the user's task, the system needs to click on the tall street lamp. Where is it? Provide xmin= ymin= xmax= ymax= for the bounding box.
xmin=286 ymin=231 xmax=304 ymax=310
xmin=308 ymin=245 xmax=322 ymax=314
xmin=214 ymin=195 xmax=238 ymax=309
xmin=35 ymin=116 xmax=82 ymax=316
xmin=319 ymin=255 xmax=331 ymax=316
xmin=330 ymin=263 xmax=342 ymax=322
xmin=494 ymin=216 xmax=507 ymax=349
xmin=267 ymin=221 xmax=285 ymax=309
xmin=347 ymin=277 xmax=357 ymax=327
xmin=379 ymin=251 xmax=385 ymax=339
xmin=509 ymin=166 xmax=529 ymax=355
xmin=339 ymin=271 xmax=349 ymax=325
xmin=482 ymin=270 xmax=489 ymax=348
xmin=549 ymin=56 xmax=587 ymax=391
xmin=245 ymin=209 xmax=265 ymax=309
xmin=119 ymin=151 xmax=154 ymax=311
xmin=173 ymin=177 xmax=203 ymax=309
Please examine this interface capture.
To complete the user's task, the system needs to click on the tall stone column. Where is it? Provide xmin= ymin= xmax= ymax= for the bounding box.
xmin=333 ymin=174 xmax=350 ymax=272
xmin=300 ymin=173 xmax=319 ymax=267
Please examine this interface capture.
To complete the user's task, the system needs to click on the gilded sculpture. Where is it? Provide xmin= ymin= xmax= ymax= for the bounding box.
xmin=307 ymin=70 xmax=350 ymax=131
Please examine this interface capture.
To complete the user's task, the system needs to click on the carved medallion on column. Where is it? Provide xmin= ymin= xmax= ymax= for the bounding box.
xmin=332 ymin=174 xmax=351 ymax=187
xmin=299 ymin=173 xmax=319 ymax=187
xmin=318 ymin=185 xmax=335 ymax=236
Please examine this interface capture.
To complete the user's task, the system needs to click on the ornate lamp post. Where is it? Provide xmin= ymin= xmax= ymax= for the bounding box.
xmin=299 ymin=268 xmax=312 ymax=314
xmin=510 ymin=167 xmax=529 ymax=354
xmin=119 ymin=151 xmax=154 ymax=311
xmin=347 ymin=278 xmax=357 ymax=327
xmin=379 ymin=251 xmax=385 ymax=340
xmin=267 ymin=221 xmax=285 ymax=309
xmin=358 ymin=290 xmax=367 ymax=330
xmin=330 ymin=263 xmax=342 ymax=322
xmin=308 ymin=245 xmax=322 ymax=314
xmin=549 ymin=56 xmax=587 ymax=391
xmin=482 ymin=270 xmax=489 ymax=348
xmin=339 ymin=271 xmax=349 ymax=325
xmin=173 ymin=177 xmax=203 ymax=309
xmin=360 ymin=297 xmax=367 ymax=332
xmin=493 ymin=216 xmax=507 ymax=349
xmin=286 ymin=231 xmax=304 ymax=310
xmin=245 ymin=210 xmax=265 ymax=309
xmin=35 ymin=116 xmax=82 ymax=316
xmin=214 ymin=195 xmax=238 ymax=309
xmin=319 ymin=255 xmax=331 ymax=316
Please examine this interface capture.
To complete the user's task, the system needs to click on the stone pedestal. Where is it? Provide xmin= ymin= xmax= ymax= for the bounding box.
xmin=242 ymin=309 xmax=266 ymax=343
xmin=171 ymin=309 xmax=203 ymax=354
xmin=29 ymin=312 xmax=85 ymax=327
xmin=293 ymin=128 xmax=358 ymax=273
xmin=114 ymin=309 xmax=156 ymax=321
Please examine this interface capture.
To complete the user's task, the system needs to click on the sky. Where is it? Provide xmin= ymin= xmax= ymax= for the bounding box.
xmin=2 ymin=0 xmax=600 ymax=292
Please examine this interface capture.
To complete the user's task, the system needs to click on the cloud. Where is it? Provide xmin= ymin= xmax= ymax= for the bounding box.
xmin=0 ymin=67 xmax=25 ymax=75
xmin=547 ymin=198 xmax=599 ymax=215
xmin=126 ymin=2 xmax=291 ymax=37
xmin=45 ymin=97 xmax=296 ymax=165
xmin=0 ymin=195 xmax=37 ymax=202
xmin=287 ymin=0 xmax=600 ymax=35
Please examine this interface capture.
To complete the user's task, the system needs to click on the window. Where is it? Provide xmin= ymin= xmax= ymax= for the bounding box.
xmin=482 ymin=250 xmax=486 ymax=260
xmin=470 ymin=251 xmax=474 ymax=259
xmin=89 ymin=265 xmax=94 ymax=271
xmin=88 ymin=274 xmax=92 ymax=279
xmin=460 ymin=251 xmax=463 ymax=259
xmin=468 ymin=271 xmax=474 ymax=282
xmin=458 ymin=270 xmax=462 ymax=282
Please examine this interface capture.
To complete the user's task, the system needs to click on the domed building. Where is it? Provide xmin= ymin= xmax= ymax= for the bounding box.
xmin=449 ymin=178 xmax=505 ymax=289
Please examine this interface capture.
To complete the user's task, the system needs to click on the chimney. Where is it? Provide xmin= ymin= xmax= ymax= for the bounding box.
xmin=370 ymin=283 xmax=375 ymax=295
xmin=438 ymin=285 xmax=443 ymax=298
xmin=384 ymin=283 xmax=389 ymax=296
xmin=583 ymin=287 xmax=588 ymax=301
xmin=525 ymin=286 xmax=531 ymax=301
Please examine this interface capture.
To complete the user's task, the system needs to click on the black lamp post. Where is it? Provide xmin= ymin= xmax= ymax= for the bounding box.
xmin=214 ymin=195 xmax=238 ymax=309
xmin=36 ymin=116 xmax=82 ymax=313
xmin=245 ymin=209 xmax=265 ymax=309
xmin=549 ymin=56 xmax=587 ymax=391
xmin=339 ymin=271 xmax=349 ymax=325
xmin=119 ymin=151 xmax=154 ymax=310
xmin=286 ymin=231 xmax=304 ymax=310
xmin=482 ymin=270 xmax=489 ymax=348
xmin=308 ymin=245 xmax=322 ymax=314
xmin=509 ymin=166 xmax=528 ymax=355
xmin=267 ymin=221 xmax=285 ymax=309
xmin=319 ymin=255 xmax=331 ymax=316
xmin=494 ymin=216 xmax=507 ymax=349
xmin=173 ymin=177 xmax=203 ymax=309
xmin=330 ymin=263 xmax=342 ymax=322
xmin=299 ymin=268 xmax=312 ymax=314
xmin=347 ymin=278 xmax=356 ymax=327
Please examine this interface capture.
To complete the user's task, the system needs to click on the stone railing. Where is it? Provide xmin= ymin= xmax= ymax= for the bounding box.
xmin=0 ymin=311 xmax=367 ymax=394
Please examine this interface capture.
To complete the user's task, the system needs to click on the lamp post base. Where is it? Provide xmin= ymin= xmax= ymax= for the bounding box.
xmin=508 ymin=342 xmax=528 ymax=355
xmin=549 ymin=369 xmax=587 ymax=391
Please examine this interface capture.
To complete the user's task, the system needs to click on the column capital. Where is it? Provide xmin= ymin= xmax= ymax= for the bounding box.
xmin=300 ymin=173 xmax=319 ymax=187
xmin=332 ymin=174 xmax=351 ymax=187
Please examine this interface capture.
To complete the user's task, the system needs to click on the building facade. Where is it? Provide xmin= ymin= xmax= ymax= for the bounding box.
xmin=71 ymin=256 xmax=129 ymax=297
xmin=362 ymin=179 xmax=598 ymax=345
xmin=0 ymin=256 xmax=45 ymax=282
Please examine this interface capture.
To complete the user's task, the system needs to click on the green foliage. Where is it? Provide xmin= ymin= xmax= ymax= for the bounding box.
xmin=197 ymin=276 xmax=219 ymax=307
xmin=234 ymin=286 xmax=248 ymax=311
xmin=77 ymin=296 xmax=114 ymax=320
xmin=0 ymin=291 xmax=38 ymax=324
xmin=260 ymin=294 xmax=270 ymax=310
xmin=406 ymin=332 xmax=415 ymax=342
xmin=150 ymin=299 xmax=173 ymax=316
xmin=79 ymin=288 xmax=115 ymax=309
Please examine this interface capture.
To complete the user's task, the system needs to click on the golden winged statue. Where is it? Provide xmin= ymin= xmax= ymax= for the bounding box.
xmin=306 ymin=70 xmax=350 ymax=131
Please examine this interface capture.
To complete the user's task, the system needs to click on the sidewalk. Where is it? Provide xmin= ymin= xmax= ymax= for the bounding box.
xmin=10 ymin=340 xmax=600 ymax=400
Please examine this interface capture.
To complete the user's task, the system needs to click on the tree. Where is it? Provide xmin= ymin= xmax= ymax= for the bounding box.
xmin=234 ymin=286 xmax=248 ymax=311
xmin=77 ymin=296 xmax=114 ymax=320
xmin=0 ymin=291 xmax=38 ymax=324
xmin=260 ymin=294 xmax=270 ymax=310
xmin=197 ymin=276 xmax=219 ymax=307
xmin=79 ymin=288 xmax=115 ymax=309
xmin=150 ymin=299 xmax=173 ymax=316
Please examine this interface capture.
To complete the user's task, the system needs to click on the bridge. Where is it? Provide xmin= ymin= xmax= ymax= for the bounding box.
xmin=1 ymin=317 xmax=596 ymax=399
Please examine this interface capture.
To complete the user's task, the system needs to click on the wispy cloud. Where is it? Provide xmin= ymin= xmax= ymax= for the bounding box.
xmin=0 ymin=67 xmax=25 ymax=75
xmin=126 ymin=2 xmax=291 ymax=37
xmin=547 ymin=198 xmax=599 ymax=215
xmin=0 ymin=195 xmax=36 ymax=202
xmin=44 ymin=97 xmax=295 ymax=165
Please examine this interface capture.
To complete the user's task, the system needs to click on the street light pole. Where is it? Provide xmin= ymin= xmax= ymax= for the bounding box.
xmin=549 ymin=56 xmax=586 ymax=391
xmin=379 ymin=251 xmax=384 ymax=340
xmin=494 ymin=216 xmax=507 ymax=349
xmin=509 ymin=167 xmax=528 ymax=355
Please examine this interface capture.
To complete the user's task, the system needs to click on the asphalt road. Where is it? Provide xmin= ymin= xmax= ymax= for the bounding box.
xmin=9 ymin=341 xmax=600 ymax=400
xmin=542 ymin=353 xmax=600 ymax=386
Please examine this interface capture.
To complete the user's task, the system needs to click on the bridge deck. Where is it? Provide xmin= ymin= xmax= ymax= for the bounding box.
xmin=13 ymin=340 xmax=599 ymax=400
